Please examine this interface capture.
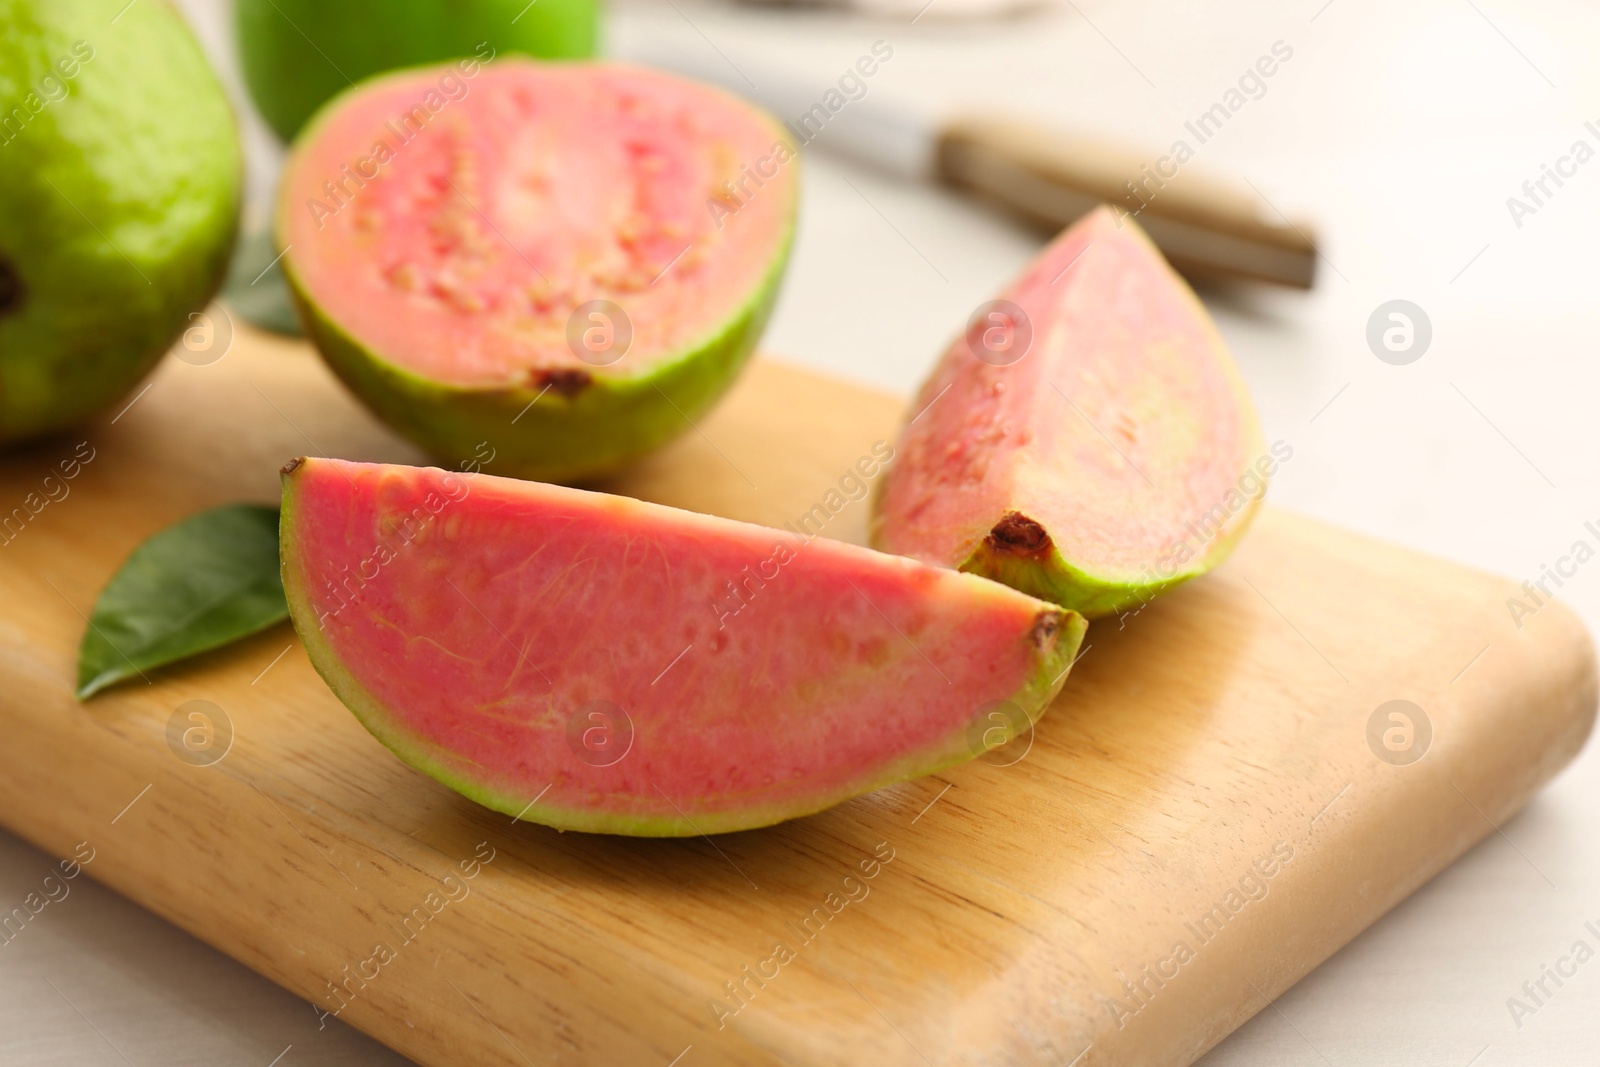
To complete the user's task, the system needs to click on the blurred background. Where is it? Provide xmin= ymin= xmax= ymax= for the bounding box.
xmin=5 ymin=0 xmax=1599 ymax=1063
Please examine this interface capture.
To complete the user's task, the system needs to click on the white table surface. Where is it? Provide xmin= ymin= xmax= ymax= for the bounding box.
xmin=5 ymin=0 xmax=1598 ymax=1063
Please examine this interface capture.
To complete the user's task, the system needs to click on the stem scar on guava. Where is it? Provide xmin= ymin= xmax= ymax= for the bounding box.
xmin=988 ymin=511 xmax=1052 ymax=556
xmin=1030 ymin=610 xmax=1063 ymax=652
xmin=0 ymin=257 xmax=24 ymax=316
xmin=530 ymin=367 xmax=593 ymax=398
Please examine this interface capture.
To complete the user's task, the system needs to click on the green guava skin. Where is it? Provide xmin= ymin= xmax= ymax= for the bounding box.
xmin=283 ymin=241 xmax=791 ymax=484
xmin=954 ymin=521 xmax=1250 ymax=620
xmin=235 ymin=0 xmax=599 ymax=142
xmin=0 ymin=0 xmax=240 ymax=446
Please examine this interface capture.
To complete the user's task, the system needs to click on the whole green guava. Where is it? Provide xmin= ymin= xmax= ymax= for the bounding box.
xmin=235 ymin=0 xmax=600 ymax=142
xmin=0 ymin=0 xmax=240 ymax=445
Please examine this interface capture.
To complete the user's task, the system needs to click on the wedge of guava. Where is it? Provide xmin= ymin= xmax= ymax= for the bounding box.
xmin=280 ymin=458 xmax=1086 ymax=836
xmin=872 ymin=207 xmax=1269 ymax=618
xmin=236 ymin=0 xmax=598 ymax=142
xmin=0 ymin=0 xmax=239 ymax=445
xmin=278 ymin=61 xmax=797 ymax=483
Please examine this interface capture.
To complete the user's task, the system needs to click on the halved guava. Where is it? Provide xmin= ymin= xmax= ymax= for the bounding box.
xmin=278 ymin=61 xmax=797 ymax=483
xmin=872 ymin=207 xmax=1269 ymax=619
xmin=280 ymin=459 xmax=1086 ymax=836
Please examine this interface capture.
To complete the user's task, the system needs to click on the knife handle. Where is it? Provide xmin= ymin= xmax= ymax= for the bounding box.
xmin=935 ymin=116 xmax=1318 ymax=289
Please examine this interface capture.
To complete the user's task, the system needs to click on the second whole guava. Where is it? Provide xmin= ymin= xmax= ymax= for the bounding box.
xmin=236 ymin=0 xmax=599 ymax=142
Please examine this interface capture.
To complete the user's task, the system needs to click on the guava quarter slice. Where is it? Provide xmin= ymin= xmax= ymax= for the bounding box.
xmin=280 ymin=458 xmax=1087 ymax=836
xmin=872 ymin=207 xmax=1271 ymax=619
xmin=278 ymin=60 xmax=797 ymax=483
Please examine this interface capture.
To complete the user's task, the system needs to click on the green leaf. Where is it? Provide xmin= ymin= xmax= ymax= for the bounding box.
xmin=220 ymin=222 xmax=302 ymax=336
xmin=76 ymin=505 xmax=288 ymax=699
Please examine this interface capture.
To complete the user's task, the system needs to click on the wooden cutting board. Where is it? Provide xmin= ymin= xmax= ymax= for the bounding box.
xmin=0 ymin=325 xmax=1592 ymax=1067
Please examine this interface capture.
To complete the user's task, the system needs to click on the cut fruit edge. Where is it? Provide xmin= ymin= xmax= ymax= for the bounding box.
xmin=871 ymin=207 xmax=1267 ymax=619
xmin=275 ymin=59 xmax=800 ymax=395
xmin=956 ymin=497 xmax=1260 ymax=620
xmin=275 ymin=60 xmax=799 ymax=480
xmin=281 ymin=230 xmax=790 ymax=481
xmin=280 ymin=459 xmax=1089 ymax=836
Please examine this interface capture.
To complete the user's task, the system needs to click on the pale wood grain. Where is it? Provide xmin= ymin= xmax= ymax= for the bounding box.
xmin=0 ymin=325 xmax=1591 ymax=1066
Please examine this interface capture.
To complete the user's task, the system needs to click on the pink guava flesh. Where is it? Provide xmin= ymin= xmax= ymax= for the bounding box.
xmin=872 ymin=207 xmax=1267 ymax=618
xmin=280 ymin=459 xmax=1086 ymax=835
xmin=280 ymin=61 xmax=795 ymax=388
